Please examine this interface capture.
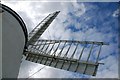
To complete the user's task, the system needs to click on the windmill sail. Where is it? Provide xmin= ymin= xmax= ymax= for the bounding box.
xmin=25 ymin=39 xmax=108 ymax=76
xmin=27 ymin=11 xmax=60 ymax=46
xmin=24 ymin=11 xmax=109 ymax=76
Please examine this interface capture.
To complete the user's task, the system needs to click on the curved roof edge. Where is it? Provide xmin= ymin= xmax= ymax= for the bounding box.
xmin=0 ymin=3 xmax=28 ymax=48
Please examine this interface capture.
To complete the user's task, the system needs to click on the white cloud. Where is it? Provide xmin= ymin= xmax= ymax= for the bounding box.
xmin=72 ymin=2 xmax=86 ymax=17
xmin=93 ymin=55 xmax=118 ymax=78
xmin=2 ymin=1 xmax=118 ymax=78
xmin=112 ymin=9 xmax=119 ymax=17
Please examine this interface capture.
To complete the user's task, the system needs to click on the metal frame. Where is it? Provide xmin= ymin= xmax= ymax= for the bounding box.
xmin=25 ymin=39 xmax=108 ymax=76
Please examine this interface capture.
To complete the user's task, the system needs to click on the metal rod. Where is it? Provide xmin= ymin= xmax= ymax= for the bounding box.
xmin=26 ymin=51 xmax=103 ymax=65
xmin=52 ymin=41 xmax=61 ymax=56
xmin=67 ymin=61 xmax=72 ymax=71
xmin=68 ymin=43 xmax=79 ymax=71
xmin=35 ymin=40 xmax=45 ymax=63
xmin=49 ymin=42 xmax=61 ymax=65
xmin=44 ymin=40 xmax=52 ymax=55
xmin=40 ymin=41 xmax=55 ymax=64
xmin=26 ymin=53 xmax=30 ymax=60
xmin=60 ymin=41 xmax=73 ymax=69
xmin=63 ymin=42 xmax=72 ymax=58
xmin=27 ymin=53 xmax=31 ymax=61
xmin=83 ymin=43 xmax=94 ymax=74
xmin=44 ymin=41 xmax=56 ymax=65
xmin=96 ymin=44 xmax=102 ymax=63
xmin=54 ymin=58 xmax=59 ymax=67
xmin=60 ymin=42 xmax=72 ymax=69
xmin=87 ymin=43 xmax=94 ymax=62
xmin=78 ymin=44 xmax=86 ymax=60
xmin=60 ymin=59 xmax=66 ymax=69
xmin=93 ymin=64 xmax=99 ymax=76
xmin=40 ymin=40 xmax=47 ymax=54
xmin=48 ymin=41 xmax=56 ymax=55
xmin=54 ymin=41 xmax=67 ymax=67
xmin=70 ymin=43 xmax=79 ymax=59
xmin=36 ymin=39 xmax=109 ymax=45
xmin=31 ymin=41 xmax=40 ymax=62
xmin=35 ymin=40 xmax=43 ymax=52
xmin=39 ymin=40 xmax=48 ymax=63
xmin=30 ymin=53 xmax=34 ymax=61
xmin=27 ymin=43 xmax=35 ymax=61
xmin=75 ymin=44 xmax=87 ymax=72
xmin=57 ymin=41 xmax=67 ymax=57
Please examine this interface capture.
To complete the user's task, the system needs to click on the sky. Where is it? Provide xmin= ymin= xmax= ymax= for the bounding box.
xmin=1 ymin=0 xmax=119 ymax=78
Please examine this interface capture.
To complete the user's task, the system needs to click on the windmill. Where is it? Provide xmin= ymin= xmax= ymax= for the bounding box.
xmin=23 ymin=11 xmax=109 ymax=76
xmin=1 ymin=3 xmax=109 ymax=79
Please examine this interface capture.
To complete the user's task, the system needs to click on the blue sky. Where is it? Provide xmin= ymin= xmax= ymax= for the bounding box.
xmin=2 ymin=1 xmax=119 ymax=78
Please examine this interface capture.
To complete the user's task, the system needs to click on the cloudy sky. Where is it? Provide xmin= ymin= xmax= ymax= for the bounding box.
xmin=2 ymin=0 xmax=119 ymax=78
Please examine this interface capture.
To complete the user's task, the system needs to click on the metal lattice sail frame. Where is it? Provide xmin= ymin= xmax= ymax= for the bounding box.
xmin=24 ymin=11 xmax=109 ymax=76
